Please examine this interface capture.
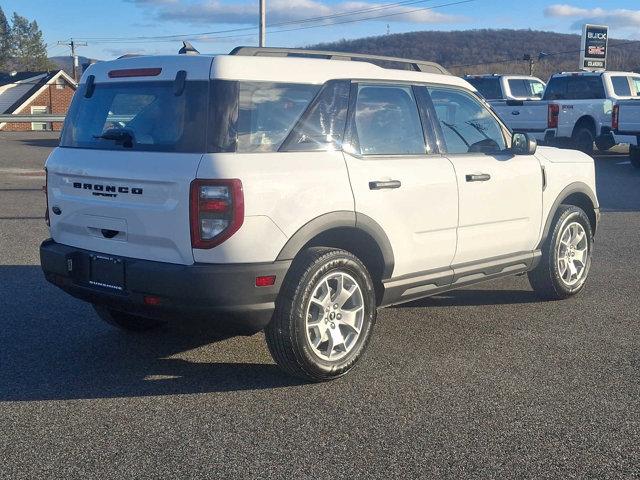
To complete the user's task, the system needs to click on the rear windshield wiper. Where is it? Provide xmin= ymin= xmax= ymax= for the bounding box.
xmin=93 ymin=129 xmax=135 ymax=148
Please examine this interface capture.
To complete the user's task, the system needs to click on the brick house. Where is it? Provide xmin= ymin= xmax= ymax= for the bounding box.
xmin=0 ymin=70 xmax=77 ymax=131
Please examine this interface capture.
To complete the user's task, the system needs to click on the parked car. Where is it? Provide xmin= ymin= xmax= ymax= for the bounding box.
xmin=464 ymin=74 xmax=548 ymax=142
xmin=40 ymin=47 xmax=600 ymax=381
xmin=613 ymin=100 xmax=640 ymax=168
xmin=541 ymin=71 xmax=640 ymax=154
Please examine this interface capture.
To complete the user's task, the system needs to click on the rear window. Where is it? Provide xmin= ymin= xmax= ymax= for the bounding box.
xmin=465 ymin=77 xmax=502 ymax=100
xmin=60 ymin=81 xmax=208 ymax=152
xmin=543 ymin=75 xmax=605 ymax=100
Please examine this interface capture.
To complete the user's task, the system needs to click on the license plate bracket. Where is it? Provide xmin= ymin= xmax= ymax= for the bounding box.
xmin=89 ymin=254 xmax=125 ymax=292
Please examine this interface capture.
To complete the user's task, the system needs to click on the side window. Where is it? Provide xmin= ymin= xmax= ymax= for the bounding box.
xmin=508 ymin=79 xmax=529 ymax=98
xmin=611 ymin=76 xmax=632 ymax=97
xmin=428 ymin=87 xmax=507 ymax=155
xmin=528 ymin=80 xmax=545 ymax=98
xmin=352 ymin=84 xmax=425 ymax=156
xmin=237 ymin=82 xmax=320 ymax=152
xmin=281 ymin=80 xmax=350 ymax=152
xmin=632 ymin=78 xmax=640 ymax=96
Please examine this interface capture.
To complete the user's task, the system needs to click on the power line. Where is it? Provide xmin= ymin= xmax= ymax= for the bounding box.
xmin=89 ymin=0 xmax=475 ymax=45
xmin=73 ymin=0 xmax=444 ymax=42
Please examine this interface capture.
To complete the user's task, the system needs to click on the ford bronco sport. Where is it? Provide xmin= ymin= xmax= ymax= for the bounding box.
xmin=40 ymin=46 xmax=599 ymax=381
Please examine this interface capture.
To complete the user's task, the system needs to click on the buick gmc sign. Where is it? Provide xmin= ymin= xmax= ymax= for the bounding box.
xmin=580 ymin=24 xmax=608 ymax=71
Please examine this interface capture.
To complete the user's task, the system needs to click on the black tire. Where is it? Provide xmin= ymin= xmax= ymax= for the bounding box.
xmin=93 ymin=305 xmax=164 ymax=332
xmin=571 ymin=126 xmax=595 ymax=155
xmin=528 ymin=205 xmax=593 ymax=300
xmin=265 ymin=247 xmax=377 ymax=382
xmin=595 ymin=138 xmax=613 ymax=152
xmin=630 ymin=146 xmax=640 ymax=169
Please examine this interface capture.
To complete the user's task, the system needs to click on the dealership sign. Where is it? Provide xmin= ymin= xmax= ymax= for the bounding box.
xmin=580 ymin=24 xmax=608 ymax=71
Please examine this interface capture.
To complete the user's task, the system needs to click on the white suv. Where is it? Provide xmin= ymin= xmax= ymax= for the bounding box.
xmin=40 ymin=47 xmax=600 ymax=381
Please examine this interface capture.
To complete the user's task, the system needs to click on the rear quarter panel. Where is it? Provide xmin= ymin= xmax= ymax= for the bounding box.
xmin=193 ymin=151 xmax=354 ymax=263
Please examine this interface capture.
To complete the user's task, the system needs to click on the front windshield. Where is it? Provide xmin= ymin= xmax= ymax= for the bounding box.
xmin=60 ymin=80 xmax=208 ymax=153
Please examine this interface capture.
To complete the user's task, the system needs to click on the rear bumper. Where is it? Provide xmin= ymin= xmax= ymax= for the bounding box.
xmin=40 ymin=239 xmax=290 ymax=333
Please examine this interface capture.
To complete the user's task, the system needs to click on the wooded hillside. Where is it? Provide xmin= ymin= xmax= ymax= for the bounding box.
xmin=310 ymin=29 xmax=640 ymax=81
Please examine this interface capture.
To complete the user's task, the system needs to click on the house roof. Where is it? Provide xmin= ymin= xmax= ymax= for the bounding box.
xmin=0 ymin=70 xmax=76 ymax=115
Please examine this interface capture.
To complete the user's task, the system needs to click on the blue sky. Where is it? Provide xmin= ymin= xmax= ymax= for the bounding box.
xmin=2 ymin=0 xmax=640 ymax=60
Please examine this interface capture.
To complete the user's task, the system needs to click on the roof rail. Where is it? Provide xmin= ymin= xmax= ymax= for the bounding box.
xmin=228 ymin=46 xmax=450 ymax=75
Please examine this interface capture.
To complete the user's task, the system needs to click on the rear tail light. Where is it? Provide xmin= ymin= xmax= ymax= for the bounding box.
xmin=548 ymin=103 xmax=560 ymax=129
xmin=612 ymin=104 xmax=619 ymax=131
xmin=190 ymin=179 xmax=244 ymax=249
xmin=44 ymin=167 xmax=49 ymax=226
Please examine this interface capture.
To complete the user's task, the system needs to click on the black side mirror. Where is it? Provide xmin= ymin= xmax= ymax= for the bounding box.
xmin=512 ymin=132 xmax=537 ymax=155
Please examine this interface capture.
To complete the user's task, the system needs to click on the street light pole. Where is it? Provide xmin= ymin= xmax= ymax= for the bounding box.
xmin=259 ymin=0 xmax=266 ymax=47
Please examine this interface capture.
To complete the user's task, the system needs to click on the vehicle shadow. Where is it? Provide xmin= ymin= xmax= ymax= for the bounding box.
xmin=594 ymin=155 xmax=640 ymax=212
xmin=0 ymin=266 xmax=303 ymax=402
xmin=12 ymin=137 xmax=60 ymax=149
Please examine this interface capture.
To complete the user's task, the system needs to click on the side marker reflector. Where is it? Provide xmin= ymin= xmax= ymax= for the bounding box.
xmin=255 ymin=275 xmax=276 ymax=287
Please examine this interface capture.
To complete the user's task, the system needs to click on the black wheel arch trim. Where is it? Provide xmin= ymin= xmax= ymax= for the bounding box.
xmin=276 ymin=211 xmax=395 ymax=279
xmin=539 ymin=182 xmax=599 ymax=248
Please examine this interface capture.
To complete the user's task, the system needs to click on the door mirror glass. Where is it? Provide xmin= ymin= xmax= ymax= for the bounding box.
xmin=512 ymin=132 xmax=537 ymax=155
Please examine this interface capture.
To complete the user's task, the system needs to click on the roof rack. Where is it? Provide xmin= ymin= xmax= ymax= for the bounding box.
xmin=228 ymin=46 xmax=450 ymax=75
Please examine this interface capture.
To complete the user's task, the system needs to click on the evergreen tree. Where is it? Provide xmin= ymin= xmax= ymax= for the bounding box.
xmin=0 ymin=7 xmax=10 ymax=70
xmin=10 ymin=13 xmax=52 ymax=71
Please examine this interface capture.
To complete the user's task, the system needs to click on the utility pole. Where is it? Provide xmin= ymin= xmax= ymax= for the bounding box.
xmin=259 ymin=0 xmax=266 ymax=47
xmin=523 ymin=54 xmax=535 ymax=76
xmin=58 ymin=39 xmax=87 ymax=82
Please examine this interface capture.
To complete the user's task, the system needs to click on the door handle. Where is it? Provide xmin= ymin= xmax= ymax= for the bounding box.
xmin=465 ymin=173 xmax=491 ymax=182
xmin=369 ymin=180 xmax=401 ymax=190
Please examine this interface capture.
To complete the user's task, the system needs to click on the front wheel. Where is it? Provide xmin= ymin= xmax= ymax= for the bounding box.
xmin=265 ymin=247 xmax=377 ymax=382
xmin=528 ymin=205 xmax=593 ymax=300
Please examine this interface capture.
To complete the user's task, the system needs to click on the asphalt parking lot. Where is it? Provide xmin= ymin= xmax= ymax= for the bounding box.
xmin=0 ymin=131 xmax=638 ymax=479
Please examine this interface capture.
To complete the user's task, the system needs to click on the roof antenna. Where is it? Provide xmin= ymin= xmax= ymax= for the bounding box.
xmin=179 ymin=41 xmax=199 ymax=55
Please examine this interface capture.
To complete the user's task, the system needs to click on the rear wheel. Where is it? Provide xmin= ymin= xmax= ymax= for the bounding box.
xmin=572 ymin=126 xmax=595 ymax=155
xmin=265 ymin=247 xmax=377 ymax=382
xmin=93 ymin=305 xmax=164 ymax=332
xmin=630 ymin=146 xmax=640 ymax=169
xmin=528 ymin=205 xmax=593 ymax=300
xmin=595 ymin=137 xmax=613 ymax=152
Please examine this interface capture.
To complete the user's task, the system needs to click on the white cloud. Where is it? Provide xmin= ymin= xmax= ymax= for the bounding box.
xmin=544 ymin=4 xmax=640 ymax=30
xmin=130 ymin=0 xmax=464 ymax=26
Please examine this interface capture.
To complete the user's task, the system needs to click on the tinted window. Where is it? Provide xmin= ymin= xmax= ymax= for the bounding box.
xmin=611 ymin=76 xmax=632 ymax=97
xmin=544 ymin=75 xmax=605 ymax=100
xmin=236 ymin=82 xmax=320 ymax=152
xmin=60 ymin=81 xmax=208 ymax=152
xmin=466 ymin=77 xmax=502 ymax=100
xmin=281 ymin=80 xmax=350 ymax=152
xmin=543 ymin=76 xmax=568 ymax=100
xmin=352 ymin=84 xmax=425 ymax=156
xmin=428 ymin=87 xmax=506 ymax=154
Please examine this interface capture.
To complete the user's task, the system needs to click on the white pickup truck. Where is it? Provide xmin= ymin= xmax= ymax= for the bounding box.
xmin=540 ymin=71 xmax=640 ymax=154
xmin=613 ymin=100 xmax=640 ymax=168
xmin=464 ymin=75 xmax=549 ymax=142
